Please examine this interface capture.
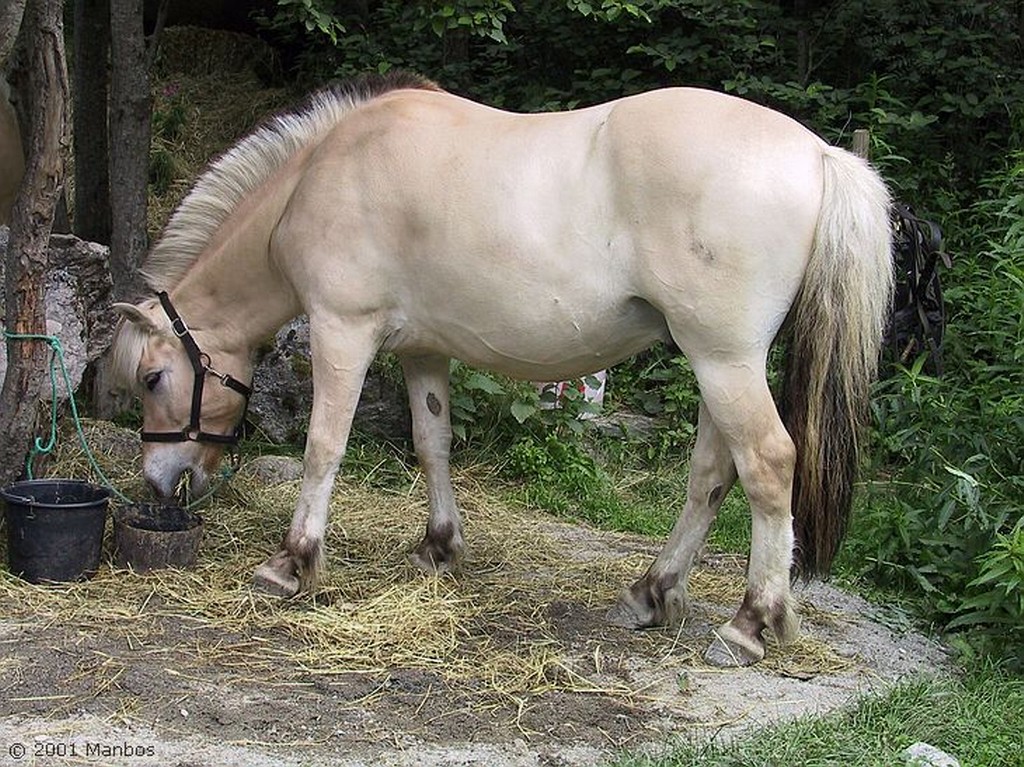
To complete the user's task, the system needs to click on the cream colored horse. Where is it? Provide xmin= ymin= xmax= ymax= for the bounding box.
xmin=112 ymin=73 xmax=893 ymax=666
xmin=0 ymin=76 xmax=24 ymax=224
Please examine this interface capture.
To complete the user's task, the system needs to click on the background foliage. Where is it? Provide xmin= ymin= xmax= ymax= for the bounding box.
xmin=158 ymin=1 xmax=1024 ymax=659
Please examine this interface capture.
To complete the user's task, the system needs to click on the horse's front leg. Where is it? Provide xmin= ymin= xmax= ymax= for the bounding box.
xmin=400 ymin=353 xmax=464 ymax=573
xmin=253 ymin=321 xmax=378 ymax=596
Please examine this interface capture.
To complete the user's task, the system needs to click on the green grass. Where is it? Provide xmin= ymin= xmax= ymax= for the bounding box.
xmin=610 ymin=667 xmax=1024 ymax=767
xmin=489 ymin=426 xmax=756 ymax=546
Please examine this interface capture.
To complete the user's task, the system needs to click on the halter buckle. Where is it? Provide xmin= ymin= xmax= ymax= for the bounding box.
xmin=171 ymin=316 xmax=190 ymax=338
xmin=202 ymin=357 xmax=232 ymax=387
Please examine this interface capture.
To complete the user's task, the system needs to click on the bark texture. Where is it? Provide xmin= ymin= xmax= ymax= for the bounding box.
xmin=108 ymin=0 xmax=149 ymax=300
xmin=72 ymin=0 xmax=112 ymax=245
xmin=0 ymin=0 xmax=70 ymax=487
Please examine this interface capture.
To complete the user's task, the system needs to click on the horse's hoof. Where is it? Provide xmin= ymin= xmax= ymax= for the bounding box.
xmin=408 ymin=535 xmax=463 ymax=575
xmin=252 ymin=563 xmax=301 ymax=597
xmin=703 ymin=634 xmax=764 ymax=667
xmin=606 ymin=602 xmax=641 ymax=629
xmin=407 ymin=550 xmax=456 ymax=575
xmin=606 ymin=591 xmax=653 ymax=629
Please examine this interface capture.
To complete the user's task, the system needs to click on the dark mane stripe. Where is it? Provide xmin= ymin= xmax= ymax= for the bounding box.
xmin=139 ymin=71 xmax=441 ymax=295
xmin=330 ymin=70 xmax=442 ymax=103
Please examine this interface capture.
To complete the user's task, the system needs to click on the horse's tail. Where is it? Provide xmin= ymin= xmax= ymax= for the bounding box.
xmin=782 ymin=146 xmax=893 ymax=578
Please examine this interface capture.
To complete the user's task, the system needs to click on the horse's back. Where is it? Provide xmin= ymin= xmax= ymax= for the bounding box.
xmin=275 ymin=86 xmax=829 ymax=375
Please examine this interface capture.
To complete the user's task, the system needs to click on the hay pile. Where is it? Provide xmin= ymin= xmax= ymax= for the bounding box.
xmin=147 ymin=26 xmax=293 ymax=237
xmin=0 ymin=419 xmax=854 ymax=714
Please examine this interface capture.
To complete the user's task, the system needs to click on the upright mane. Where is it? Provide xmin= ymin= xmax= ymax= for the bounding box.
xmin=140 ymin=71 xmax=441 ymax=293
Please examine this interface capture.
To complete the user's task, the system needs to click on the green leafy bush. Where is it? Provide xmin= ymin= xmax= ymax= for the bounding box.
xmin=446 ymin=361 xmax=604 ymax=445
xmin=844 ymin=152 xmax=1024 ymax=657
xmin=951 ymin=521 xmax=1024 ymax=642
xmin=608 ymin=346 xmax=698 ymax=460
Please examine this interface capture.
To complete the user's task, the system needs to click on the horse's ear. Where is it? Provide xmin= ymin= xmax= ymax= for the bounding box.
xmin=112 ymin=302 xmax=157 ymax=331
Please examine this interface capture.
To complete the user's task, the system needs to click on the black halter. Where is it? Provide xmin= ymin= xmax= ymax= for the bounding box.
xmin=140 ymin=291 xmax=252 ymax=447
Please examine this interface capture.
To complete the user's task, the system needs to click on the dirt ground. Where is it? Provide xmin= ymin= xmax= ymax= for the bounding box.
xmin=0 ymin=498 xmax=950 ymax=767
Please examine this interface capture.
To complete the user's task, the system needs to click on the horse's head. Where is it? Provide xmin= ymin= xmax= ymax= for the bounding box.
xmin=111 ymin=297 xmax=252 ymax=499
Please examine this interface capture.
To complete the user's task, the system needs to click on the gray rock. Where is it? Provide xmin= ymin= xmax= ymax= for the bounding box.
xmin=904 ymin=742 xmax=961 ymax=767
xmin=237 ymin=454 xmax=304 ymax=485
xmin=0 ymin=226 xmax=115 ymax=401
xmin=249 ymin=317 xmax=410 ymax=446
xmin=249 ymin=318 xmax=313 ymax=444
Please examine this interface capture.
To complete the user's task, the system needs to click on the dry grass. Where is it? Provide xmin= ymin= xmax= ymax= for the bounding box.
xmin=147 ymin=27 xmax=293 ymax=237
xmin=0 ymin=420 xmax=856 ymax=711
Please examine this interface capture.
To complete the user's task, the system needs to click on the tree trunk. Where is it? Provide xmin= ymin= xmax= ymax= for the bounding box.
xmin=0 ymin=0 xmax=27 ymax=66
xmin=73 ymin=0 xmax=112 ymax=245
xmin=108 ymin=0 xmax=149 ymax=301
xmin=794 ymin=0 xmax=810 ymax=86
xmin=1017 ymin=0 xmax=1024 ymax=59
xmin=0 ymin=0 xmax=70 ymax=488
xmin=146 ymin=0 xmax=170 ymax=69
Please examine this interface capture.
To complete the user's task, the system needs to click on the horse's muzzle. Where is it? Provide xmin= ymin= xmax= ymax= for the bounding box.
xmin=142 ymin=445 xmax=210 ymax=502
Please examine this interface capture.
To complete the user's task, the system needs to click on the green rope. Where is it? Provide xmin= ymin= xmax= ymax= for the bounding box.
xmin=3 ymin=329 xmax=236 ymax=508
xmin=4 ymin=329 xmax=131 ymax=501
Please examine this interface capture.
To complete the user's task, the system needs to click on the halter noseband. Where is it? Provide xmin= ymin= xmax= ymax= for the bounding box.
xmin=140 ymin=291 xmax=252 ymax=448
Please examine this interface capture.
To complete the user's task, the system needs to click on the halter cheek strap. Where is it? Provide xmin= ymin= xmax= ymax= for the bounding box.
xmin=140 ymin=291 xmax=253 ymax=447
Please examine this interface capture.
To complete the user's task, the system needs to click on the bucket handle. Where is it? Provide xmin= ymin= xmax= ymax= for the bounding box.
xmin=2 ymin=492 xmax=35 ymax=506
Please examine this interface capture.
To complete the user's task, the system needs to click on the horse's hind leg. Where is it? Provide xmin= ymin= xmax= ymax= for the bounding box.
xmin=608 ymin=402 xmax=737 ymax=628
xmin=693 ymin=358 xmax=801 ymax=666
xmin=401 ymin=353 xmax=465 ymax=573
xmin=253 ymin=320 xmax=378 ymax=597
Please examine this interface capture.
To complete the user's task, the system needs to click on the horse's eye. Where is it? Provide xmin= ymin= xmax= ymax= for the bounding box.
xmin=143 ymin=371 xmax=162 ymax=392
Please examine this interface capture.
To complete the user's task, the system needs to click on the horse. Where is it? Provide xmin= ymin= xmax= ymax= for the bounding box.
xmin=110 ymin=72 xmax=893 ymax=666
xmin=0 ymin=75 xmax=25 ymax=225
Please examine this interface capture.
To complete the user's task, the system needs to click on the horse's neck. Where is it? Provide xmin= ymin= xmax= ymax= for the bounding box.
xmin=178 ymin=266 xmax=298 ymax=353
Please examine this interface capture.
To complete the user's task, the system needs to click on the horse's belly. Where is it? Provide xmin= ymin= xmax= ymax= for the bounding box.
xmin=391 ymin=294 xmax=670 ymax=381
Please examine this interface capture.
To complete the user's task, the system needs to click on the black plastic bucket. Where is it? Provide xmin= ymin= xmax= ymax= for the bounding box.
xmin=1 ymin=479 xmax=111 ymax=583
xmin=113 ymin=504 xmax=203 ymax=573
